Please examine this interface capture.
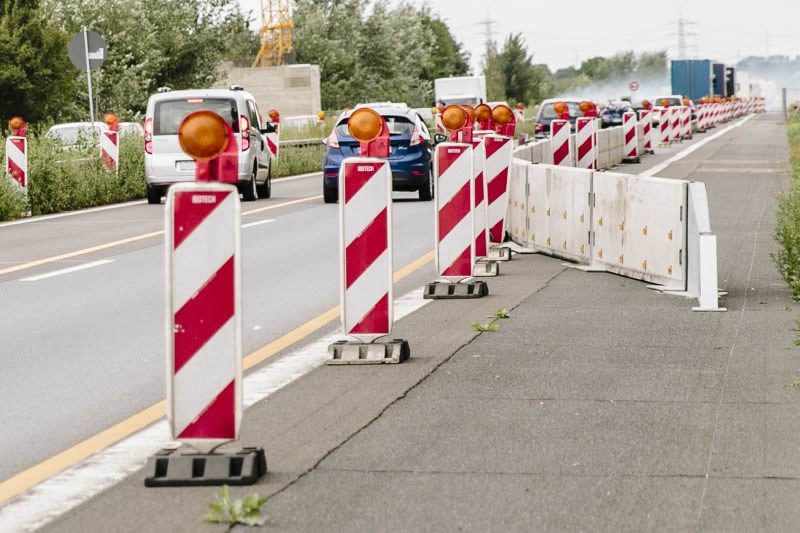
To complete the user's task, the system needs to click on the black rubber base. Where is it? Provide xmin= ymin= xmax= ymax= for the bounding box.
xmin=144 ymin=447 xmax=267 ymax=487
xmin=423 ymin=280 xmax=489 ymax=299
xmin=328 ymin=339 xmax=410 ymax=364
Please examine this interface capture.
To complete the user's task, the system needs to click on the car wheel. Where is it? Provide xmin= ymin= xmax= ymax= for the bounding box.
xmin=241 ymin=167 xmax=258 ymax=202
xmin=418 ymin=168 xmax=433 ymax=201
xmin=146 ymin=185 xmax=161 ymax=205
xmin=323 ymin=184 xmax=338 ymax=204
xmin=257 ymin=164 xmax=272 ymax=199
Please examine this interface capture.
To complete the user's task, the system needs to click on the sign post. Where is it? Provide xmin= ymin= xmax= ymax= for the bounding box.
xmin=68 ymin=28 xmax=106 ymax=122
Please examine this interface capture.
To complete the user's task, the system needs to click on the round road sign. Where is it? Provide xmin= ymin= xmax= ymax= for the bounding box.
xmin=629 ymin=81 xmax=640 ymax=92
xmin=68 ymin=30 xmax=107 ymax=72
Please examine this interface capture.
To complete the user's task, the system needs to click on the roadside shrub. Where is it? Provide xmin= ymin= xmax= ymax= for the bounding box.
xmin=774 ymin=120 xmax=800 ymax=299
xmin=273 ymin=144 xmax=325 ymax=178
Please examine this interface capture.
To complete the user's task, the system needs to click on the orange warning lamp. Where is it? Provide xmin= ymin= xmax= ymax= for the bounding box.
xmin=642 ymin=99 xmax=652 ymax=109
xmin=268 ymin=109 xmax=280 ymax=123
xmin=178 ymin=111 xmax=229 ymax=160
xmin=491 ymin=104 xmax=516 ymax=136
xmin=348 ymin=107 xmax=390 ymax=158
xmin=317 ymin=111 xmax=326 ymax=121
xmin=552 ymin=101 xmax=570 ymax=120
xmin=683 ymin=98 xmax=690 ymax=106
xmin=177 ymin=110 xmax=238 ymax=183
xmin=104 ymin=112 xmax=119 ymax=132
xmin=8 ymin=116 xmax=26 ymax=136
xmin=431 ymin=107 xmax=439 ymax=115
xmin=516 ymin=102 xmax=525 ymax=110
xmin=441 ymin=105 xmax=467 ymax=131
xmin=475 ymin=103 xmax=492 ymax=130
xmin=461 ymin=105 xmax=476 ymax=125
xmin=661 ymin=98 xmax=670 ymax=107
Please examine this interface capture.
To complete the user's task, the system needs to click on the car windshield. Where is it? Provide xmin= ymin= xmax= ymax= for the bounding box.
xmin=540 ymin=102 xmax=583 ymax=119
xmin=335 ymin=115 xmax=414 ymax=138
xmin=49 ymin=125 xmax=103 ymax=144
xmin=153 ymin=98 xmax=238 ymax=135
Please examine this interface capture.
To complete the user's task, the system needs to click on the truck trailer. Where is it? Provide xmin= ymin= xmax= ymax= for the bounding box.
xmin=433 ymin=76 xmax=487 ymax=107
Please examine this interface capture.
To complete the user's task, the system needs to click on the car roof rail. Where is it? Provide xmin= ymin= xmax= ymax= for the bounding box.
xmin=156 ymin=86 xmax=172 ymax=93
xmin=230 ymin=84 xmax=245 ymax=91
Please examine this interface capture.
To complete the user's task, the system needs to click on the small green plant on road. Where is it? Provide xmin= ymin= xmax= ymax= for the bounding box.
xmin=493 ymin=308 xmax=510 ymax=319
xmin=774 ymin=119 xmax=800 ymax=301
xmin=472 ymin=322 xmax=500 ymax=332
xmin=203 ymin=485 xmax=267 ymax=527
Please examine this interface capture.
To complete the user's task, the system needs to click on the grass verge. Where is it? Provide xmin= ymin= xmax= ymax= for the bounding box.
xmin=774 ymin=119 xmax=800 ymax=299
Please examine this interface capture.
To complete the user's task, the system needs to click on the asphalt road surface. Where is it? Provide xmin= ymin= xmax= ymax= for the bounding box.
xmin=0 ymin=173 xmax=434 ymax=481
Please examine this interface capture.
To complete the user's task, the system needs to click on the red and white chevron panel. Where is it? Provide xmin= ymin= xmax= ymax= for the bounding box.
xmin=575 ymin=117 xmax=597 ymax=169
xmin=266 ymin=125 xmax=280 ymax=159
xmin=623 ymin=112 xmax=638 ymax=160
xmin=435 ymin=143 xmax=474 ymax=279
xmin=681 ymin=106 xmax=692 ymax=139
xmin=484 ymin=135 xmax=513 ymax=244
xmin=101 ymin=131 xmax=119 ymax=174
xmin=550 ymin=119 xmax=571 ymax=166
xmin=638 ymin=109 xmax=653 ymax=152
xmin=670 ymin=108 xmax=681 ymax=142
xmin=166 ymin=182 xmax=242 ymax=452
xmin=5 ymin=136 xmax=27 ymax=189
xmin=656 ymin=108 xmax=669 ymax=146
xmin=471 ymin=139 xmax=489 ymax=258
xmin=340 ymin=159 xmax=393 ymax=337
xmin=696 ymin=105 xmax=705 ymax=131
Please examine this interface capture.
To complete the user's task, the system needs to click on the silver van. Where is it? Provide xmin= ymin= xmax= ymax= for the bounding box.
xmin=144 ymin=86 xmax=273 ymax=204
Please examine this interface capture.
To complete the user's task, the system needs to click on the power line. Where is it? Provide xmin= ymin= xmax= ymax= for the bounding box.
xmin=478 ymin=14 xmax=497 ymax=57
xmin=668 ymin=16 xmax=697 ymax=59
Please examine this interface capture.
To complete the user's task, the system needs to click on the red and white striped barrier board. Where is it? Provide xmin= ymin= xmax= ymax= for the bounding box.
xmin=576 ymin=117 xmax=597 ymax=169
xmin=339 ymin=159 xmax=393 ymax=338
xmin=681 ymin=106 xmax=692 ymax=139
xmin=623 ymin=111 xmax=639 ymax=161
xmin=266 ymin=125 xmax=279 ymax=159
xmin=513 ymin=108 xmax=525 ymax=123
xmin=696 ymin=105 xmax=706 ymax=131
xmin=166 ymin=182 xmax=242 ymax=452
xmin=658 ymin=108 xmax=671 ymax=146
xmin=484 ymin=135 xmax=513 ymax=244
xmin=471 ymin=139 xmax=489 ymax=259
xmin=550 ymin=119 xmax=571 ymax=166
xmin=434 ymin=143 xmax=474 ymax=280
xmin=638 ymin=109 xmax=654 ymax=153
xmin=101 ymin=131 xmax=119 ymax=174
xmin=670 ymin=108 xmax=681 ymax=142
xmin=5 ymin=136 xmax=27 ymax=189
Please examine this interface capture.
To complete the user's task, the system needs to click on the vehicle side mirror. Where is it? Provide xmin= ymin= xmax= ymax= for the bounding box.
xmin=433 ymin=133 xmax=447 ymax=145
xmin=260 ymin=123 xmax=276 ymax=134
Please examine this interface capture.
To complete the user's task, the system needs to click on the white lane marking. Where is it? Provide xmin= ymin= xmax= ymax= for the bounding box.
xmin=639 ymin=115 xmax=754 ymax=177
xmin=0 ymin=202 xmax=146 ymax=229
xmin=241 ymin=218 xmax=275 ymax=229
xmin=18 ymin=260 xmax=114 ymax=282
xmin=0 ymin=172 xmax=321 ymax=229
xmin=0 ymin=287 xmax=430 ymax=533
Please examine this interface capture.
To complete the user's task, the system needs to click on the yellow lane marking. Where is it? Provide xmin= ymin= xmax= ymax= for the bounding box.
xmin=0 ymin=249 xmax=433 ymax=504
xmin=0 ymin=195 xmax=322 ymax=278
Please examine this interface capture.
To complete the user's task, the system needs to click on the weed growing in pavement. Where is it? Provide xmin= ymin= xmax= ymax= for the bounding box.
xmin=472 ymin=322 xmax=500 ymax=332
xmin=774 ymin=119 xmax=800 ymax=303
xmin=791 ymin=379 xmax=800 ymax=388
xmin=493 ymin=308 xmax=510 ymax=319
xmin=203 ymin=485 xmax=267 ymax=527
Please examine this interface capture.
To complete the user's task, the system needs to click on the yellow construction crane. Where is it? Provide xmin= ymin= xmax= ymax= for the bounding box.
xmin=252 ymin=0 xmax=294 ymax=68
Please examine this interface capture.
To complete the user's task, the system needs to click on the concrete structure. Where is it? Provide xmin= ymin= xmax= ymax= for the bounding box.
xmin=218 ymin=64 xmax=322 ymax=116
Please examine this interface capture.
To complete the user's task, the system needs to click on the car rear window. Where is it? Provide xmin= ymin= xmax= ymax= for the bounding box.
xmin=656 ymin=98 xmax=682 ymax=107
xmin=539 ymin=102 xmax=583 ymax=120
xmin=335 ymin=115 xmax=414 ymax=138
xmin=153 ymin=98 xmax=239 ymax=135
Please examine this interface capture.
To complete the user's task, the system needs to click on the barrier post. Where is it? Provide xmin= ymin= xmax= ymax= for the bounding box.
xmin=145 ymin=110 xmax=266 ymax=488
xmin=638 ymin=109 xmax=654 ymax=154
xmin=682 ymin=106 xmax=693 ymax=140
xmin=470 ymin=105 xmax=499 ymax=276
xmin=670 ymin=107 xmax=682 ymax=143
xmin=5 ymin=116 xmax=27 ymax=190
xmin=622 ymin=111 xmax=640 ymax=163
xmin=266 ymin=109 xmax=280 ymax=159
xmin=424 ymin=105 xmax=488 ymax=299
xmin=576 ymin=117 xmax=597 ymax=169
xmin=551 ymin=119 xmax=571 ymax=166
xmin=329 ymin=107 xmax=410 ymax=363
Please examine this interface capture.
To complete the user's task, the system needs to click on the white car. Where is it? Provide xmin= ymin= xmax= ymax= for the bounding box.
xmin=143 ymin=86 xmax=274 ymax=204
xmin=46 ymin=122 xmax=107 ymax=146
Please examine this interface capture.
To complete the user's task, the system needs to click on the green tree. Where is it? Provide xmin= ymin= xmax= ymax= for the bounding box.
xmin=0 ymin=0 xmax=79 ymax=123
xmin=419 ymin=9 xmax=470 ymax=81
xmin=579 ymin=57 xmax=609 ymax=80
xmin=485 ymin=34 xmax=545 ymax=104
xmin=637 ymin=50 xmax=667 ymax=78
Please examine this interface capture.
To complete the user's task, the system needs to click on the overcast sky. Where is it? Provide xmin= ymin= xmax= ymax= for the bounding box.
xmin=237 ymin=0 xmax=800 ymax=72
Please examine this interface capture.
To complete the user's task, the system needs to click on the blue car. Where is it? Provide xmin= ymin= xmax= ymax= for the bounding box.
xmin=322 ymin=105 xmax=434 ymax=203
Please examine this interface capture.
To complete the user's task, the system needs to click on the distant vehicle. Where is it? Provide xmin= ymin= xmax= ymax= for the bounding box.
xmin=143 ymin=86 xmax=274 ymax=205
xmin=598 ymin=100 xmax=633 ymax=129
xmin=533 ymin=98 xmax=584 ymax=138
xmin=434 ymin=76 xmax=487 ymax=107
xmin=46 ymin=122 xmax=106 ymax=145
xmin=322 ymin=105 xmax=433 ymax=203
xmin=671 ymin=59 xmax=714 ymax=101
xmin=119 ymin=122 xmax=144 ymax=136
